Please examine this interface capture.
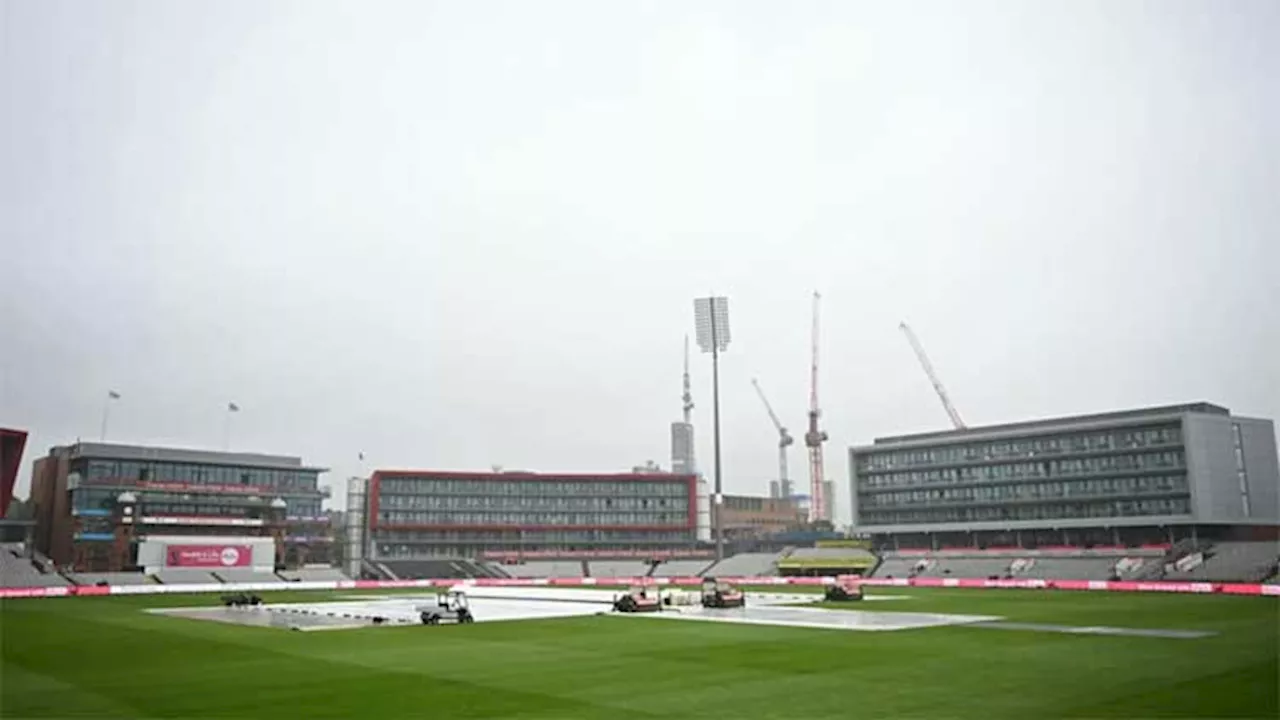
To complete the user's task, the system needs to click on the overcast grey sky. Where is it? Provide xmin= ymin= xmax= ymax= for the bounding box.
xmin=2 ymin=0 xmax=1277 ymax=522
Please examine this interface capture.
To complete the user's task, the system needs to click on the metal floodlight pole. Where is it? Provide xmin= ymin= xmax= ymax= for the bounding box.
xmin=101 ymin=390 xmax=121 ymax=441
xmin=694 ymin=296 xmax=731 ymax=563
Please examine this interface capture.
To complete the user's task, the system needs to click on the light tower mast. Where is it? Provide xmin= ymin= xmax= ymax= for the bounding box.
xmin=751 ymin=378 xmax=794 ymax=499
xmin=805 ymin=292 xmax=829 ymax=523
xmin=899 ymin=321 xmax=966 ymax=429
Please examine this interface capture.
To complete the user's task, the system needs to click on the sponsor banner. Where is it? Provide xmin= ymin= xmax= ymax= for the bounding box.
xmin=981 ymin=578 xmax=1048 ymax=590
xmin=0 ymin=586 xmax=67 ymax=599
xmin=1111 ymin=581 xmax=1214 ymax=594
xmin=167 ymin=544 xmax=253 ymax=568
xmin=108 ymin=583 xmax=165 ymax=595
xmin=1052 ymin=580 xmax=1094 ymax=591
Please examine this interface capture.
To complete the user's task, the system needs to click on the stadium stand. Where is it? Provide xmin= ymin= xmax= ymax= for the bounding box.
xmin=279 ymin=567 xmax=351 ymax=582
xmin=1020 ymin=558 xmax=1117 ymax=581
xmin=213 ymin=569 xmax=288 ymax=584
xmin=1156 ymin=541 xmax=1280 ymax=583
xmin=0 ymin=549 xmax=70 ymax=587
xmin=70 ymin=572 xmax=154 ymax=586
xmin=153 ymin=569 xmax=220 ymax=584
xmin=701 ymin=551 xmax=785 ymax=577
xmin=504 ymin=561 xmax=583 ymax=578
xmin=872 ymin=546 xmax=1173 ymax=580
xmin=785 ymin=547 xmax=874 ymax=561
xmin=381 ymin=559 xmax=483 ymax=579
xmin=650 ymin=559 xmax=714 ymax=577
xmin=777 ymin=547 xmax=878 ymax=576
xmin=912 ymin=557 xmax=1008 ymax=578
xmin=586 ymin=561 xmax=650 ymax=578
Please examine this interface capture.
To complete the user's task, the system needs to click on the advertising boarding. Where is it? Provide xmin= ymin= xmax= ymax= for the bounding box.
xmin=165 ymin=544 xmax=253 ymax=568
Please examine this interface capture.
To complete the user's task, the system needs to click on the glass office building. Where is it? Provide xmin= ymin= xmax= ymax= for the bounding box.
xmin=367 ymin=470 xmax=697 ymax=558
xmin=849 ymin=403 xmax=1279 ymax=548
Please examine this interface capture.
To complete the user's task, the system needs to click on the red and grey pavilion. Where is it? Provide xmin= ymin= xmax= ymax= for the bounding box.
xmin=362 ymin=470 xmax=700 ymax=563
xmin=29 ymin=441 xmax=331 ymax=571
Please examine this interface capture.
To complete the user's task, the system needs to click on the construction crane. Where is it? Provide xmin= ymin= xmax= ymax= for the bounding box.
xmin=899 ymin=321 xmax=966 ymax=430
xmin=805 ymin=291 xmax=829 ymax=523
xmin=750 ymin=378 xmax=793 ymax=499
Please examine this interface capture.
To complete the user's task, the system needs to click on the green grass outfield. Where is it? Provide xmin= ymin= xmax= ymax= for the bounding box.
xmin=2 ymin=586 xmax=1276 ymax=719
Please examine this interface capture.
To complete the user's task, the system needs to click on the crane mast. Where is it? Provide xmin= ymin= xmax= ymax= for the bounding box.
xmin=899 ymin=321 xmax=966 ymax=430
xmin=805 ymin=292 xmax=829 ymax=522
xmin=751 ymin=378 xmax=794 ymax=499
xmin=681 ymin=335 xmax=694 ymax=424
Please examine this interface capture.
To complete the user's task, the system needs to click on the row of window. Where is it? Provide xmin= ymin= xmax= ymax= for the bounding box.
xmin=859 ymin=497 xmax=1192 ymax=525
xmin=376 ymin=494 xmax=688 ymax=512
xmin=375 ymin=511 xmax=687 ymax=526
xmin=372 ymin=529 xmax=692 ymax=542
xmin=860 ymin=451 xmax=1185 ymax=489
xmin=73 ymin=489 xmax=323 ymax=517
xmin=80 ymin=460 xmax=320 ymax=491
xmin=858 ymin=425 xmax=1182 ymax=471
xmin=859 ymin=475 xmax=1189 ymax=508
xmin=1231 ymin=423 xmax=1250 ymax=515
xmin=377 ymin=478 xmax=687 ymax=497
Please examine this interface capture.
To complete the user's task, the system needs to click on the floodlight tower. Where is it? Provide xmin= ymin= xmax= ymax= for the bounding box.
xmin=693 ymin=296 xmax=731 ymax=562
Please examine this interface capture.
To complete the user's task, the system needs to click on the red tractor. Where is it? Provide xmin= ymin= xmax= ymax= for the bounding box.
xmin=701 ymin=577 xmax=746 ymax=608
xmin=613 ymin=584 xmax=663 ymax=613
xmin=823 ymin=575 xmax=865 ymax=602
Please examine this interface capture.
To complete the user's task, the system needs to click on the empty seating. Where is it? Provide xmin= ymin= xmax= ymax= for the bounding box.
xmin=71 ymin=572 xmax=153 ymax=586
xmin=153 ymin=570 xmax=220 ymax=584
xmin=869 ymin=557 xmax=920 ymax=578
xmin=503 ymin=561 xmax=583 ymax=578
xmin=701 ymin=552 xmax=784 ymax=577
xmin=587 ymin=561 xmax=650 ymax=578
xmin=279 ymin=567 xmax=351 ymax=582
xmin=381 ymin=559 xmax=479 ymax=579
xmin=1020 ymin=558 xmax=1116 ymax=580
xmin=1160 ymin=541 xmax=1280 ymax=582
xmin=651 ymin=559 xmax=714 ymax=577
xmin=0 ymin=552 xmax=70 ymax=588
xmin=215 ymin=569 xmax=286 ymax=584
xmin=913 ymin=557 xmax=1009 ymax=578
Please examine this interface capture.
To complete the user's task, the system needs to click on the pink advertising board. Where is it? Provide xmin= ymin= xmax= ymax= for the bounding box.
xmin=165 ymin=544 xmax=252 ymax=568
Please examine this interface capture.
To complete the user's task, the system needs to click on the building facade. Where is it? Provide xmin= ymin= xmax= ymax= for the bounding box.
xmin=849 ymin=403 xmax=1280 ymax=548
xmin=30 ymin=442 xmax=331 ymax=571
xmin=364 ymin=470 xmax=698 ymax=559
xmin=670 ymin=422 xmax=696 ymax=475
xmin=715 ymin=494 xmax=807 ymax=541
